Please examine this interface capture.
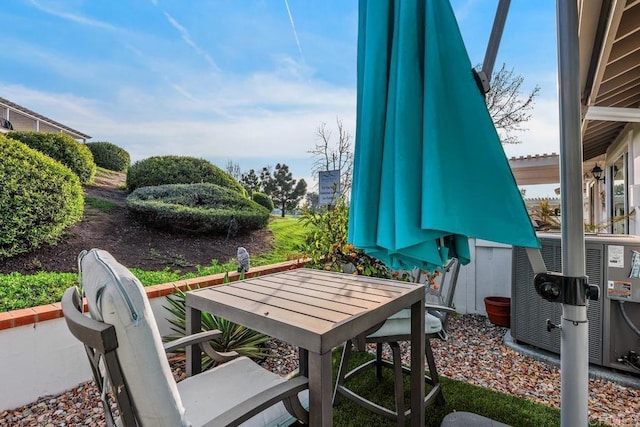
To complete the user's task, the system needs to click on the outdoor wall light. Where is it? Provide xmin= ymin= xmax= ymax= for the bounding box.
xmin=591 ymin=164 xmax=604 ymax=182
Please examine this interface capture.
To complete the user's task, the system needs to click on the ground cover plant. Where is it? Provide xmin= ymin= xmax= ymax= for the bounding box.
xmin=0 ymin=135 xmax=84 ymax=259
xmin=126 ymin=183 xmax=270 ymax=234
xmin=7 ymin=131 xmax=96 ymax=184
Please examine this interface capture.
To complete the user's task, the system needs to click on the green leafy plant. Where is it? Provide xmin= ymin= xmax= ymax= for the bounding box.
xmin=298 ymin=196 xmax=393 ymax=279
xmin=126 ymin=155 xmax=244 ymax=194
xmin=7 ymin=131 xmax=96 ymax=184
xmin=0 ymin=135 xmax=84 ymax=259
xmin=127 ymin=183 xmax=269 ymax=234
xmin=163 ymin=279 xmax=271 ymax=370
xmin=530 ymin=200 xmax=560 ymax=230
xmin=86 ymin=141 xmax=130 ymax=172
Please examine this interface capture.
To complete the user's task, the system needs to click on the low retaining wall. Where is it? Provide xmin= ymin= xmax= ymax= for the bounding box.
xmin=0 ymin=260 xmax=305 ymax=412
xmin=0 ymin=245 xmax=516 ymax=412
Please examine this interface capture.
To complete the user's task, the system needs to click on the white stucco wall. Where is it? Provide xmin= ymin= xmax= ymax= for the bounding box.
xmin=0 ymin=318 xmax=92 ymax=412
xmin=0 ymin=296 xmax=180 ymax=412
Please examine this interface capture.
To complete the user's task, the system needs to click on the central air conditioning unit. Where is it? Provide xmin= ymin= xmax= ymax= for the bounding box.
xmin=512 ymin=233 xmax=640 ymax=374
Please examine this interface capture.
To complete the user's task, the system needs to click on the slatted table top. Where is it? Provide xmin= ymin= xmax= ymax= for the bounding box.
xmin=186 ymin=268 xmax=424 ymax=354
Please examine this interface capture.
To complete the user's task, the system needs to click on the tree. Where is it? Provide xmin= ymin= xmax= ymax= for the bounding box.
xmin=225 ymin=160 xmax=242 ymax=181
xmin=259 ymin=166 xmax=273 ymax=191
xmin=305 ymin=192 xmax=319 ymax=211
xmin=483 ymin=63 xmax=540 ymax=144
xmin=309 ymin=118 xmax=353 ymax=197
xmin=262 ymin=163 xmax=307 ymax=217
xmin=240 ymin=169 xmax=261 ymax=196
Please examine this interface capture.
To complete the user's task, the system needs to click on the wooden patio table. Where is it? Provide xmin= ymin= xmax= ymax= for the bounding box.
xmin=185 ymin=268 xmax=426 ymax=427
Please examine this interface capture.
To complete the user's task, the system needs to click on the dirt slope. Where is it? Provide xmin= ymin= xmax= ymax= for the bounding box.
xmin=0 ymin=171 xmax=273 ymax=274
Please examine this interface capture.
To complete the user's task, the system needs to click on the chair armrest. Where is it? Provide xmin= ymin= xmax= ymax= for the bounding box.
xmin=163 ymin=330 xmax=222 ymax=353
xmin=425 ymin=303 xmax=456 ymax=314
xmin=202 ymin=376 xmax=310 ymax=427
xmin=164 ymin=330 xmax=240 ymax=364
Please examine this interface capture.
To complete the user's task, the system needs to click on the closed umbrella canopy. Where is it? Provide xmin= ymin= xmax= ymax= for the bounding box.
xmin=349 ymin=0 xmax=539 ymax=271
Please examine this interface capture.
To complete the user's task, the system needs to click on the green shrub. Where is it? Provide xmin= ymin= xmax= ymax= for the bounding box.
xmin=86 ymin=141 xmax=130 ymax=172
xmin=252 ymin=191 xmax=274 ymax=212
xmin=7 ymin=131 xmax=96 ymax=184
xmin=299 ymin=196 xmax=392 ymax=278
xmin=0 ymin=135 xmax=84 ymax=258
xmin=126 ymin=156 xmax=244 ymax=194
xmin=127 ymin=183 xmax=269 ymax=234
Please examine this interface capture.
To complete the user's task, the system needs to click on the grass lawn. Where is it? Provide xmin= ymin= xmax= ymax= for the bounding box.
xmin=332 ymin=350 xmax=563 ymax=427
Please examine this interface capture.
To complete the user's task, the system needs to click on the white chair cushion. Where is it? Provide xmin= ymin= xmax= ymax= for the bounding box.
xmin=178 ymin=356 xmax=309 ymax=427
xmin=367 ymin=309 xmax=442 ymax=338
xmin=81 ymin=249 xmax=188 ymax=426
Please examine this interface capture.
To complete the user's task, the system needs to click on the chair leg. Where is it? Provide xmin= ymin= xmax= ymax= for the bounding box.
xmin=332 ymin=340 xmax=353 ymax=406
xmin=376 ymin=342 xmax=383 ymax=380
xmin=390 ymin=341 xmax=405 ymax=426
xmin=424 ymin=338 xmax=445 ymax=405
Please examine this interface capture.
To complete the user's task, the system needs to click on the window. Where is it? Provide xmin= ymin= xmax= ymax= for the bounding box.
xmin=610 ymin=154 xmax=628 ymax=234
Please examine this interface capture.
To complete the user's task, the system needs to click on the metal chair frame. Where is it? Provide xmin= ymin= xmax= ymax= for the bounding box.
xmin=332 ymin=258 xmax=461 ymax=425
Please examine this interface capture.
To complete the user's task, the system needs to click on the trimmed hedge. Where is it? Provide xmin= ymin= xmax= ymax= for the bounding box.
xmin=7 ymin=131 xmax=96 ymax=184
xmin=126 ymin=156 xmax=244 ymax=194
xmin=127 ymin=183 xmax=269 ymax=234
xmin=252 ymin=192 xmax=274 ymax=212
xmin=0 ymin=134 xmax=84 ymax=258
xmin=86 ymin=141 xmax=130 ymax=172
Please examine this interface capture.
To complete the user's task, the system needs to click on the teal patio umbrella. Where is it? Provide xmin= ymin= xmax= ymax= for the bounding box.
xmin=349 ymin=0 xmax=539 ymax=271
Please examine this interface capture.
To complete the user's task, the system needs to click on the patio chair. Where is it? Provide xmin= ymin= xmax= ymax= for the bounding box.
xmin=62 ymin=248 xmax=309 ymax=427
xmin=332 ymin=257 xmax=461 ymax=425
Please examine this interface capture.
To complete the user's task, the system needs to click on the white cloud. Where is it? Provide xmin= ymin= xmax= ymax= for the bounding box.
xmin=161 ymin=11 xmax=219 ymax=72
xmin=28 ymin=0 xmax=126 ymax=33
xmin=502 ymin=97 xmax=560 ymax=159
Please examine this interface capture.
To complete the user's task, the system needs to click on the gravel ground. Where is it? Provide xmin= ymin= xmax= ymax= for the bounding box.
xmin=1 ymin=315 xmax=638 ymax=426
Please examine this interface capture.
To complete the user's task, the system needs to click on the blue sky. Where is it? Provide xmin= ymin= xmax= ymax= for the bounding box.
xmin=0 ymin=0 xmax=559 ymax=196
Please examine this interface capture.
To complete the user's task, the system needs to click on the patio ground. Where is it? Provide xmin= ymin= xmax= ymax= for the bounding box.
xmin=1 ymin=315 xmax=637 ymax=426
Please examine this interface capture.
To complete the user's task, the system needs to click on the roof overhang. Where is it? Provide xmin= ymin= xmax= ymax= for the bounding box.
xmin=579 ymin=0 xmax=640 ymax=160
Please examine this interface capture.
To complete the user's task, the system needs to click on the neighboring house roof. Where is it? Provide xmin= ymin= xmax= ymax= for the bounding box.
xmin=579 ymin=1 xmax=640 ymax=161
xmin=0 ymin=96 xmax=91 ymax=140
xmin=509 ymin=153 xmax=560 ymax=185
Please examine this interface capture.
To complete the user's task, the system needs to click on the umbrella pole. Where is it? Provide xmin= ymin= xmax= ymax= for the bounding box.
xmin=481 ymin=0 xmax=510 ymax=79
xmin=556 ymin=0 xmax=588 ymax=425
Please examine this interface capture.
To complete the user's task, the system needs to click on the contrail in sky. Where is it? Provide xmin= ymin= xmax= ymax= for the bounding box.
xmin=283 ymin=0 xmax=305 ymax=64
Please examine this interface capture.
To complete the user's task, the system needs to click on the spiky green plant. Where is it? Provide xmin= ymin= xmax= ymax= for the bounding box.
xmin=163 ymin=274 xmax=271 ymax=370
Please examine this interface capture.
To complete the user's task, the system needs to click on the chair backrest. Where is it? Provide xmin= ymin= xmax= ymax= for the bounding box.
xmin=434 ymin=257 xmax=461 ymax=331
xmin=68 ymin=248 xmax=189 ymax=426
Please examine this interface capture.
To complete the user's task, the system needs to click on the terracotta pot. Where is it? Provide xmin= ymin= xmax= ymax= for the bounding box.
xmin=484 ymin=296 xmax=511 ymax=327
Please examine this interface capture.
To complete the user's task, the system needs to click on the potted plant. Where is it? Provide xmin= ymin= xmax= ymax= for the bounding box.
xmin=484 ymin=296 xmax=511 ymax=327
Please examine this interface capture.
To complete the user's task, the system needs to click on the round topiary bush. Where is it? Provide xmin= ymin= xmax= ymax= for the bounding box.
xmin=7 ymin=131 xmax=96 ymax=184
xmin=126 ymin=156 xmax=244 ymax=194
xmin=126 ymin=183 xmax=269 ymax=234
xmin=86 ymin=141 xmax=130 ymax=172
xmin=252 ymin=191 xmax=274 ymax=212
xmin=0 ymin=134 xmax=84 ymax=259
